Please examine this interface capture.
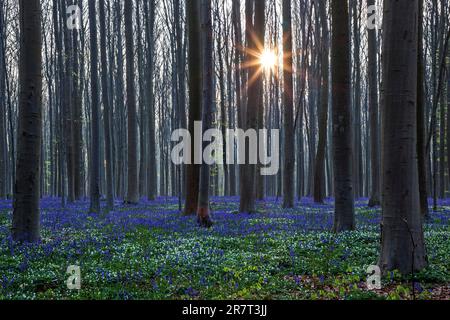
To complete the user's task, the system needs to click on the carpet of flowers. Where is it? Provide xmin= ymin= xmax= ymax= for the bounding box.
xmin=0 ymin=197 xmax=449 ymax=300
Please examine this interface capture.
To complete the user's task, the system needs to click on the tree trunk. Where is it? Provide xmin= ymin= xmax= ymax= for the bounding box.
xmin=0 ymin=1 xmax=6 ymax=199
xmin=417 ymin=0 xmax=429 ymax=218
xmin=12 ymin=0 xmax=43 ymax=242
xmin=197 ymin=0 xmax=214 ymax=228
xmin=143 ymin=0 xmax=157 ymax=201
xmin=331 ymin=0 xmax=355 ymax=232
xmin=100 ymin=0 xmax=114 ymax=211
xmin=232 ymin=0 xmax=243 ymax=197
xmin=367 ymin=0 xmax=380 ymax=207
xmin=72 ymin=0 xmax=83 ymax=200
xmin=124 ymin=0 xmax=139 ymax=204
xmin=282 ymin=0 xmax=295 ymax=208
xmin=313 ymin=0 xmax=329 ymax=204
xmin=240 ymin=0 xmax=265 ymax=213
xmin=184 ymin=0 xmax=202 ymax=215
xmin=379 ymin=0 xmax=428 ymax=275
xmin=88 ymin=0 xmax=101 ymax=213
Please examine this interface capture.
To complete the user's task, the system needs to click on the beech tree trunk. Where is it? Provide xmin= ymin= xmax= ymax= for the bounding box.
xmin=417 ymin=0 xmax=429 ymax=218
xmin=240 ymin=0 xmax=265 ymax=213
xmin=88 ymin=0 xmax=101 ymax=213
xmin=282 ymin=0 xmax=295 ymax=208
xmin=0 ymin=1 xmax=6 ymax=199
xmin=367 ymin=0 xmax=380 ymax=207
xmin=124 ymin=0 xmax=139 ymax=204
xmin=184 ymin=0 xmax=202 ymax=215
xmin=313 ymin=0 xmax=329 ymax=204
xmin=12 ymin=0 xmax=43 ymax=242
xmin=143 ymin=0 xmax=157 ymax=201
xmin=379 ymin=0 xmax=428 ymax=274
xmin=331 ymin=0 xmax=355 ymax=232
xmin=100 ymin=0 xmax=114 ymax=211
xmin=197 ymin=0 xmax=214 ymax=228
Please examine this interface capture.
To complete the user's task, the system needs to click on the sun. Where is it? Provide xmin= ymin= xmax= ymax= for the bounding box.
xmin=259 ymin=49 xmax=277 ymax=71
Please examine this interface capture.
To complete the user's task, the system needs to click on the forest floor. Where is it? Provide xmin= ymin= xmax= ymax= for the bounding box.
xmin=0 ymin=197 xmax=449 ymax=300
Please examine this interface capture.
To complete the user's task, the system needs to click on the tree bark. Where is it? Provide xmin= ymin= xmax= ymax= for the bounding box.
xmin=197 ymin=0 xmax=214 ymax=228
xmin=184 ymin=0 xmax=202 ymax=215
xmin=240 ymin=0 xmax=265 ymax=213
xmin=88 ymin=0 xmax=101 ymax=213
xmin=12 ymin=0 xmax=43 ymax=242
xmin=367 ymin=0 xmax=380 ymax=207
xmin=143 ymin=0 xmax=157 ymax=201
xmin=124 ymin=0 xmax=139 ymax=204
xmin=100 ymin=0 xmax=114 ymax=211
xmin=379 ymin=0 xmax=428 ymax=275
xmin=313 ymin=0 xmax=329 ymax=204
xmin=0 ymin=1 xmax=6 ymax=199
xmin=282 ymin=0 xmax=295 ymax=208
xmin=417 ymin=0 xmax=429 ymax=218
xmin=331 ymin=0 xmax=355 ymax=232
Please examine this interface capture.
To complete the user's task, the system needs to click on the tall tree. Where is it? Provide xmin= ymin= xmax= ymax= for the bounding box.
xmin=184 ymin=0 xmax=202 ymax=215
xmin=88 ymin=0 xmax=101 ymax=213
xmin=197 ymin=0 xmax=214 ymax=228
xmin=0 ymin=0 xmax=6 ymax=199
xmin=124 ymin=0 xmax=139 ymax=204
xmin=282 ymin=0 xmax=295 ymax=208
xmin=313 ymin=0 xmax=329 ymax=204
xmin=379 ymin=0 xmax=427 ymax=274
xmin=143 ymin=0 xmax=157 ymax=201
xmin=351 ymin=0 xmax=363 ymax=199
xmin=99 ymin=0 xmax=114 ymax=211
xmin=331 ymin=0 xmax=355 ymax=232
xmin=62 ymin=0 xmax=76 ymax=203
xmin=240 ymin=0 xmax=265 ymax=213
xmin=72 ymin=0 xmax=83 ymax=200
xmin=12 ymin=0 xmax=43 ymax=242
xmin=417 ymin=0 xmax=429 ymax=217
xmin=367 ymin=0 xmax=380 ymax=207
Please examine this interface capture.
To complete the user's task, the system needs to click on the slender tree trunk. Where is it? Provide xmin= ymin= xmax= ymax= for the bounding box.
xmin=88 ymin=0 xmax=101 ymax=213
xmin=12 ymin=0 xmax=43 ymax=242
xmin=143 ymin=0 xmax=156 ymax=200
xmin=124 ymin=0 xmax=139 ymax=204
xmin=447 ymin=43 xmax=450 ymax=188
xmin=313 ymin=0 xmax=329 ymax=204
xmin=331 ymin=0 xmax=355 ymax=232
xmin=197 ymin=0 xmax=214 ymax=228
xmin=72 ymin=0 xmax=83 ymax=201
xmin=439 ymin=89 xmax=446 ymax=198
xmin=232 ymin=0 xmax=243 ymax=197
xmin=379 ymin=0 xmax=427 ymax=275
xmin=99 ymin=0 xmax=114 ymax=211
xmin=282 ymin=0 xmax=295 ymax=208
xmin=0 ymin=1 xmax=6 ymax=199
xmin=352 ymin=0 xmax=363 ymax=199
xmin=62 ymin=0 xmax=75 ymax=203
xmin=417 ymin=0 xmax=429 ymax=218
xmin=240 ymin=0 xmax=265 ymax=213
xmin=367 ymin=0 xmax=380 ymax=207
xmin=184 ymin=0 xmax=202 ymax=215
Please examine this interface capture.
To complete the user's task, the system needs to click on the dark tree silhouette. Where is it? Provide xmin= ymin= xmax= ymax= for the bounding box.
xmin=197 ymin=0 xmax=214 ymax=228
xmin=12 ymin=0 xmax=43 ymax=242
xmin=88 ymin=0 xmax=101 ymax=213
xmin=331 ymin=0 xmax=355 ymax=232
xmin=282 ymin=0 xmax=295 ymax=208
xmin=379 ymin=0 xmax=427 ymax=274
xmin=124 ymin=0 xmax=139 ymax=204
xmin=184 ymin=0 xmax=202 ymax=216
xmin=99 ymin=0 xmax=114 ymax=211
xmin=367 ymin=0 xmax=380 ymax=207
